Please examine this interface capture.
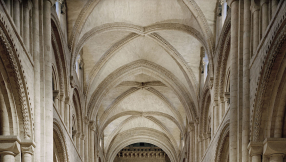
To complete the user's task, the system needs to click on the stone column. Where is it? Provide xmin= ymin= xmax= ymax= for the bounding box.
xmin=60 ymin=95 xmax=65 ymax=120
xmin=76 ymin=133 xmax=81 ymax=152
xmin=13 ymin=0 xmax=20 ymax=32
xmin=23 ymin=0 xmax=31 ymax=52
xmin=243 ymin=0 xmax=251 ymax=162
xmin=65 ymin=97 xmax=70 ymax=132
xmin=203 ymin=133 xmax=208 ymax=153
xmin=248 ymin=142 xmax=262 ymax=162
xmin=90 ymin=121 xmax=95 ymax=162
xmin=0 ymin=141 xmax=20 ymax=162
xmin=32 ymin=0 xmax=41 ymax=162
xmin=189 ymin=123 xmax=194 ymax=162
xmin=43 ymin=1 xmax=55 ymax=162
xmin=81 ymin=134 xmax=85 ymax=160
xmin=214 ymin=101 xmax=219 ymax=132
xmin=0 ymin=90 xmax=10 ymax=135
xmin=271 ymin=0 xmax=279 ymax=16
xmin=85 ymin=118 xmax=89 ymax=162
xmin=251 ymin=1 xmax=260 ymax=54
xmin=219 ymin=98 xmax=225 ymax=121
xmin=227 ymin=0 xmax=239 ymax=161
xmin=53 ymin=90 xmax=59 ymax=110
xmin=194 ymin=123 xmax=198 ymax=162
xmin=261 ymin=0 xmax=269 ymax=36
xmin=199 ymin=134 xmax=203 ymax=160
xmin=21 ymin=146 xmax=34 ymax=162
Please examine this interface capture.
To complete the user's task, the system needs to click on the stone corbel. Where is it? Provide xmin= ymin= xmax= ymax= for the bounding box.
xmin=263 ymin=138 xmax=286 ymax=156
xmin=248 ymin=141 xmax=263 ymax=157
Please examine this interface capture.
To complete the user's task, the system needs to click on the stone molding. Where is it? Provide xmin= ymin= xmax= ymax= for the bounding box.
xmin=214 ymin=121 xmax=229 ymax=162
xmin=53 ymin=119 xmax=70 ymax=162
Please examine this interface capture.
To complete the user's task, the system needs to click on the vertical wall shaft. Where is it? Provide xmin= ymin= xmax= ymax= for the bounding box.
xmin=228 ymin=0 xmax=239 ymax=161
xmin=43 ymin=0 xmax=54 ymax=161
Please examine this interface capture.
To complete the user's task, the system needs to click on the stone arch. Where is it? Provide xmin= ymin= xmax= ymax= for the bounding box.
xmin=215 ymin=121 xmax=230 ymax=162
xmin=68 ymin=0 xmax=214 ymax=63
xmin=51 ymin=12 xmax=69 ymax=98
xmin=106 ymin=128 xmax=178 ymax=162
xmin=0 ymin=20 xmax=33 ymax=139
xmin=200 ymin=89 xmax=211 ymax=134
xmin=87 ymin=60 xmax=197 ymax=121
xmin=213 ymin=14 xmax=231 ymax=102
xmin=72 ymin=88 xmax=84 ymax=135
xmin=251 ymin=10 xmax=286 ymax=141
xmin=53 ymin=119 xmax=69 ymax=162
xmin=98 ymin=87 xmax=184 ymax=130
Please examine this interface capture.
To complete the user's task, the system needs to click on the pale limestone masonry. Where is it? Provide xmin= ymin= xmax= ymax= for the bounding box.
xmin=0 ymin=0 xmax=286 ymax=162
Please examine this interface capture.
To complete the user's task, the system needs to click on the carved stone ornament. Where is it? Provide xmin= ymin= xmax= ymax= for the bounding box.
xmin=21 ymin=146 xmax=34 ymax=155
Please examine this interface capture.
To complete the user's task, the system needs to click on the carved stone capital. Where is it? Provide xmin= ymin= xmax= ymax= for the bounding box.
xmin=188 ymin=122 xmax=195 ymax=132
xmin=70 ymin=76 xmax=75 ymax=88
xmin=227 ymin=0 xmax=238 ymax=7
xmin=65 ymin=96 xmax=70 ymax=104
xmin=89 ymin=121 xmax=96 ymax=131
xmin=81 ymin=134 xmax=86 ymax=140
xmin=47 ymin=0 xmax=56 ymax=5
xmin=248 ymin=142 xmax=263 ymax=156
xmin=260 ymin=0 xmax=269 ymax=6
xmin=209 ymin=77 xmax=214 ymax=88
xmin=53 ymin=90 xmax=60 ymax=99
xmin=21 ymin=146 xmax=34 ymax=155
xmin=0 ymin=139 xmax=20 ymax=156
xmin=85 ymin=116 xmax=89 ymax=124
xmin=263 ymin=138 xmax=286 ymax=156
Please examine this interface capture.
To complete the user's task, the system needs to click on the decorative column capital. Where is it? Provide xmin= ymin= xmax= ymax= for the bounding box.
xmin=65 ymin=96 xmax=70 ymax=104
xmin=21 ymin=146 xmax=34 ymax=155
xmin=248 ymin=142 xmax=263 ymax=156
xmin=188 ymin=122 xmax=195 ymax=132
xmin=85 ymin=116 xmax=89 ymax=124
xmin=81 ymin=134 xmax=86 ymax=140
xmin=227 ymin=0 xmax=238 ymax=7
xmin=53 ymin=90 xmax=60 ymax=99
xmin=47 ymin=0 xmax=56 ymax=5
xmin=89 ymin=120 xmax=96 ymax=131
xmin=0 ymin=140 xmax=20 ymax=156
xmin=263 ymin=138 xmax=286 ymax=156
xmin=250 ymin=0 xmax=260 ymax=13
xmin=260 ymin=0 xmax=269 ymax=6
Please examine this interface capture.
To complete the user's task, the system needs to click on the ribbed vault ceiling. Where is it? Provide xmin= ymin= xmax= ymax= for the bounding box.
xmin=66 ymin=0 xmax=216 ymax=161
